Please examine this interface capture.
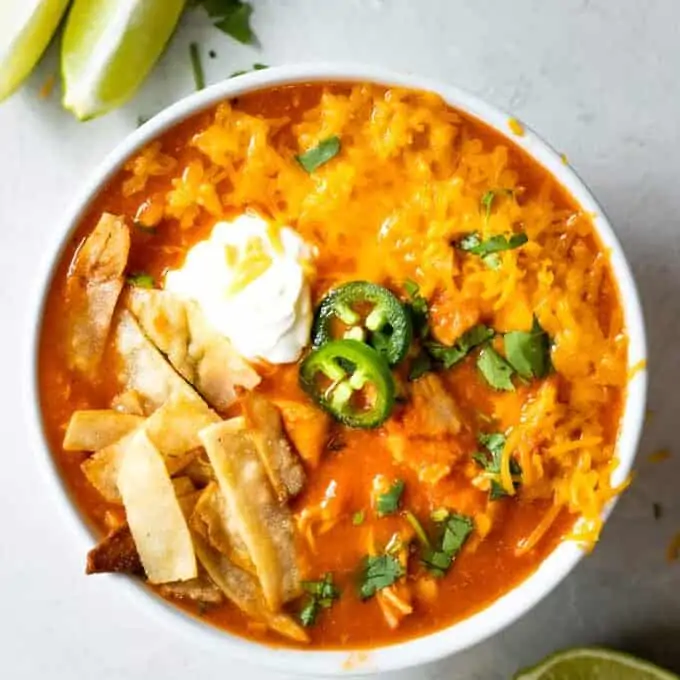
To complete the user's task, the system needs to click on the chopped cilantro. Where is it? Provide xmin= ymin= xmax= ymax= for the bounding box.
xmin=421 ymin=513 xmax=474 ymax=577
xmin=477 ymin=345 xmax=515 ymax=391
xmin=457 ymin=231 xmax=528 ymax=269
xmin=376 ymin=479 xmax=405 ymax=517
xmin=503 ymin=317 xmax=553 ymax=380
xmin=230 ymin=63 xmax=269 ymax=77
xmin=480 ymin=188 xmax=514 ymax=224
xmin=352 ymin=510 xmax=365 ymax=526
xmin=298 ymin=573 xmax=340 ymax=627
xmin=190 ymin=0 xmax=256 ymax=44
xmin=358 ymin=554 xmax=404 ymax=599
xmin=126 ymin=273 xmax=155 ymax=289
xmin=189 ymin=42 xmax=205 ymax=91
xmin=296 ymin=136 xmax=341 ymax=172
xmin=473 ymin=432 xmax=522 ymax=500
xmin=425 ymin=324 xmax=495 ymax=369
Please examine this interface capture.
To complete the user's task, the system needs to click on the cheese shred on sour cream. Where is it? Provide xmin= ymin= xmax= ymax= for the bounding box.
xmin=165 ymin=213 xmax=315 ymax=364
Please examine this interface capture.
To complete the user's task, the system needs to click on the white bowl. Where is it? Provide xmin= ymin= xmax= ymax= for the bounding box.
xmin=26 ymin=63 xmax=647 ymax=676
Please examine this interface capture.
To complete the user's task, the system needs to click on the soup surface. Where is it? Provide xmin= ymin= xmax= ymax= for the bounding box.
xmin=39 ymin=82 xmax=628 ymax=649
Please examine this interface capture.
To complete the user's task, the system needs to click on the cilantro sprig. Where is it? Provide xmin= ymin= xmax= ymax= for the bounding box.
xmin=296 ymin=136 xmax=341 ymax=173
xmin=458 ymin=232 xmax=528 ymax=270
xmin=425 ymin=324 xmax=494 ymax=369
xmin=190 ymin=0 xmax=256 ymax=44
xmin=421 ymin=513 xmax=474 ymax=577
xmin=472 ymin=432 xmax=522 ymax=500
xmin=298 ymin=573 xmax=340 ymax=627
xmin=503 ymin=317 xmax=553 ymax=379
xmin=358 ymin=554 xmax=404 ymax=599
xmin=376 ymin=479 xmax=405 ymax=517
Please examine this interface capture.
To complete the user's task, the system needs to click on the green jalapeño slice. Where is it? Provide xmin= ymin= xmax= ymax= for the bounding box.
xmin=299 ymin=339 xmax=396 ymax=428
xmin=311 ymin=281 xmax=412 ymax=365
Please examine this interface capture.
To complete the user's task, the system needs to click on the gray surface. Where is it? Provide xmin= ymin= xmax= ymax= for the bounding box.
xmin=0 ymin=1 xmax=678 ymax=678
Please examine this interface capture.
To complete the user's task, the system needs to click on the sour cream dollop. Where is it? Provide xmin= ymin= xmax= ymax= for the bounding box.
xmin=165 ymin=213 xmax=314 ymax=364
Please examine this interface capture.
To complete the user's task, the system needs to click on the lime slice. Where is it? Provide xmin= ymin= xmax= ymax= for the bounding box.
xmin=515 ymin=648 xmax=679 ymax=680
xmin=61 ymin=0 xmax=186 ymax=120
xmin=0 ymin=0 xmax=70 ymax=101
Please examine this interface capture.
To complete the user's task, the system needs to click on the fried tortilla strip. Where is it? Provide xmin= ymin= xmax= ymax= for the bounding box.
xmin=66 ymin=213 xmax=130 ymax=376
xmin=159 ymin=571 xmax=224 ymax=605
xmin=274 ymin=399 xmax=330 ymax=468
xmin=191 ymin=483 xmax=255 ymax=574
xmin=115 ymin=310 xmax=204 ymax=411
xmin=127 ymin=289 xmax=260 ymax=411
xmin=63 ymin=410 xmax=144 ymax=451
xmin=242 ymin=394 xmax=306 ymax=501
xmin=82 ymin=391 xmax=219 ymax=502
xmin=86 ymin=524 xmax=143 ymax=575
xmin=171 ymin=476 xmax=196 ymax=497
xmin=183 ymin=454 xmax=215 ymax=486
xmin=199 ymin=422 xmax=301 ymax=610
xmin=193 ymin=532 xmax=308 ymax=643
xmin=118 ymin=430 xmax=197 ymax=584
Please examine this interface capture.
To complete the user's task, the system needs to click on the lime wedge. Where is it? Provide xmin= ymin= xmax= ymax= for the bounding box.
xmin=61 ymin=0 xmax=186 ymax=120
xmin=515 ymin=648 xmax=679 ymax=680
xmin=0 ymin=0 xmax=70 ymax=101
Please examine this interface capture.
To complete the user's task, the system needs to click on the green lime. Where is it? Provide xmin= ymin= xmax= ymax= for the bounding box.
xmin=515 ymin=648 xmax=679 ymax=680
xmin=61 ymin=0 xmax=186 ymax=120
xmin=0 ymin=1 xmax=70 ymax=101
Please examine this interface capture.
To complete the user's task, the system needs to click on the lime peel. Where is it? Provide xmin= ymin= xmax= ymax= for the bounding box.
xmin=0 ymin=0 xmax=70 ymax=101
xmin=515 ymin=647 xmax=679 ymax=680
xmin=61 ymin=0 xmax=186 ymax=120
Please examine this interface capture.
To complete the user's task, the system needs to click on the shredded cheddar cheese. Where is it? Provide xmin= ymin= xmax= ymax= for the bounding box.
xmin=122 ymin=84 xmax=629 ymax=549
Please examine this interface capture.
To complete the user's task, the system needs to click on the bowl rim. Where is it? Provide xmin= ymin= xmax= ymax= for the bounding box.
xmin=24 ymin=62 xmax=648 ymax=676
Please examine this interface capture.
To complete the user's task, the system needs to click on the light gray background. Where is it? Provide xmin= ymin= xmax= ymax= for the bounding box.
xmin=1 ymin=1 xmax=678 ymax=678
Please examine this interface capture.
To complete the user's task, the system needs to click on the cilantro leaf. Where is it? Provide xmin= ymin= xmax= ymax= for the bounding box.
xmin=503 ymin=317 xmax=552 ymax=380
xmin=425 ymin=324 xmax=495 ymax=369
xmin=214 ymin=2 xmax=253 ymax=43
xmin=473 ymin=432 xmax=522 ymax=500
xmin=376 ymin=479 xmax=405 ymax=517
xmin=352 ymin=510 xmax=365 ymax=526
xmin=480 ymin=188 xmax=514 ymax=224
xmin=477 ymin=345 xmax=515 ymax=391
xmin=298 ymin=573 xmax=340 ymax=627
xmin=358 ymin=554 xmax=404 ymax=599
xmin=457 ymin=230 xmax=528 ymax=269
xmin=126 ymin=273 xmax=155 ymax=289
xmin=190 ymin=0 xmax=256 ymax=45
xmin=296 ymin=136 xmax=341 ymax=173
xmin=421 ymin=513 xmax=474 ymax=577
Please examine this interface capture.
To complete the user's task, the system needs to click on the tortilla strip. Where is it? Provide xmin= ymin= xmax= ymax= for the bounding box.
xmin=82 ymin=391 xmax=220 ymax=502
xmin=117 ymin=430 xmax=197 ymax=584
xmin=274 ymin=399 xmax=330 ymax=468
xmin=200 ymin=422 xmax=301 ymax=610
xmin=171 ymin=476 xmax=196 ymax=497
xmin=193 ymin=532 xmax=308 ymax=643
xmin=66 ymin=213 xmax=130 ymax=376
xmin=242 ymin=394 xmax=306 ymax=501
xmin=159 ymin=571 xmax=224 ymax=605
xmin=183 ymin=454 xmax=215 ymax=487
xmin=86 ymin=524 xmax=143 ymax=575
xmin=127 ymin=289 xmax=260 ymax=411
xmin=191 ymin=483 xmax=255 ymax=574
xmin=115 ymin=310 xmax=204 ymax=411
xmin=63 ymin=410 xmax=144 ymax=451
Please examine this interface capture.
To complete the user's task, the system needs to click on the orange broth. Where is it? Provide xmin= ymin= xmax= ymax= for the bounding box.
xmin=38 ymin=83 xmax=627 ymax=648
